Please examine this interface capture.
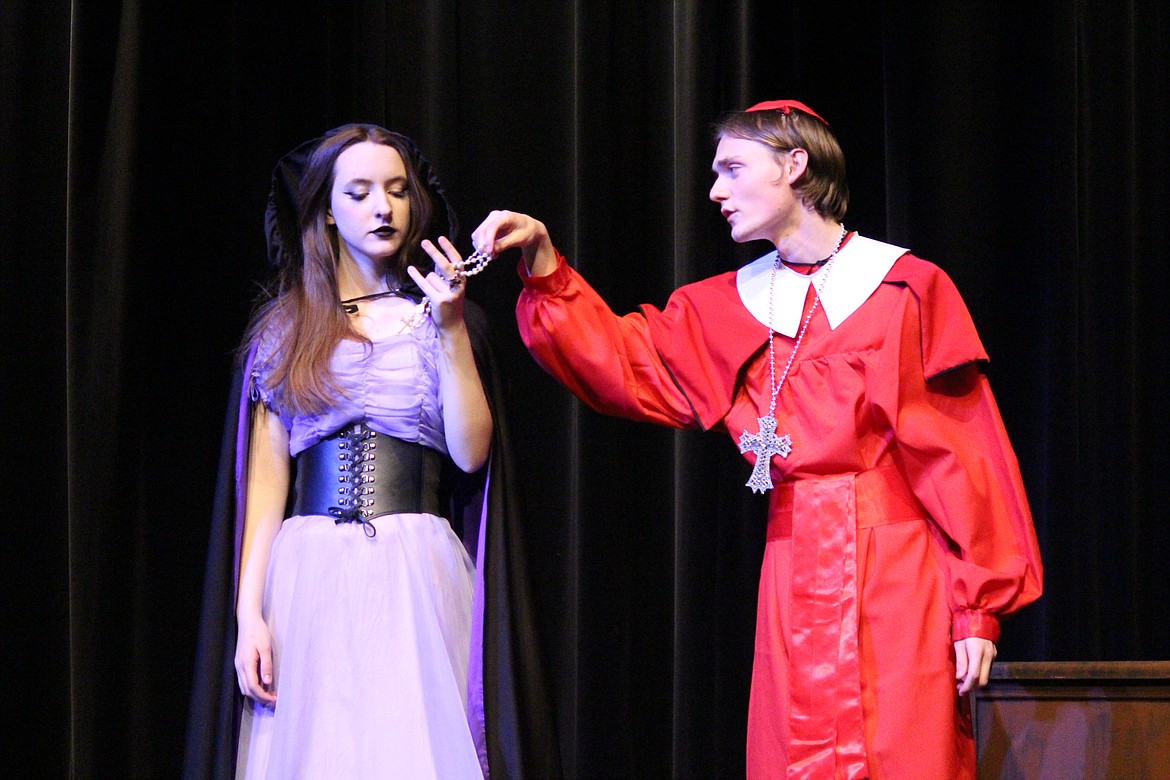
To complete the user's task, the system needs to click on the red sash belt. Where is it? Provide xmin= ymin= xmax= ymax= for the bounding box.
xmin=765 ymin=464 xmax=927 ymax=779
xmin=767 ymin=463 xmax=928 ymax=540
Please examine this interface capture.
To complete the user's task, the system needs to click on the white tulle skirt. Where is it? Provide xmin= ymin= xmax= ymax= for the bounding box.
xmin=235 ymin=513 xmax=484 ymax=780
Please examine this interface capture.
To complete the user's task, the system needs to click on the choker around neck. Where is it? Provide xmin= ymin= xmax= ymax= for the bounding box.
xmin=339 ymin=289 xmax=409 ymax=314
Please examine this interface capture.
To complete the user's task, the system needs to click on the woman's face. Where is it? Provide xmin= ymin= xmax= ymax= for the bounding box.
xmin=327 ymin=141 xmax=412 ymax=264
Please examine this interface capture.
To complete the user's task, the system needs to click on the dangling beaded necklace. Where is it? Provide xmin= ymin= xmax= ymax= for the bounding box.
xmin=340 ymin=249 xmax=495 ymax=331
xmin=737 ymin=224 xmax=848 ymax=493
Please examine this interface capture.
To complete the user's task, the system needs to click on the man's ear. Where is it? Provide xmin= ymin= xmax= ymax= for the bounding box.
xmin=786 ymin=148 xmax=809 ymax=183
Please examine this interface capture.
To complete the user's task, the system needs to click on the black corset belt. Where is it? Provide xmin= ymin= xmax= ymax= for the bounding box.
xmin=291 ymin=422 xmax=442 ymax=536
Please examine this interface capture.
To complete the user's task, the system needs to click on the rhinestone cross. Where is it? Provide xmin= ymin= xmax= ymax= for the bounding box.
xmin=737 ymin=414 xmax=792 ymax=494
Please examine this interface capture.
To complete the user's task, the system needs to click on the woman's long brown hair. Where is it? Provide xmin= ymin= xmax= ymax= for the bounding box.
xmin=243 ymin=125 xmax=436 ymax=415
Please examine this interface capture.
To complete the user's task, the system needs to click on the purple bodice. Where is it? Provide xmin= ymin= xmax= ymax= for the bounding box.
xmin=252 ymin=317 xmax=446 ymax=458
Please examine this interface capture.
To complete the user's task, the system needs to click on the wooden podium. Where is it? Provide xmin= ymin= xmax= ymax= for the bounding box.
xmin=973 ymin=661 xmax=1170 ymax=779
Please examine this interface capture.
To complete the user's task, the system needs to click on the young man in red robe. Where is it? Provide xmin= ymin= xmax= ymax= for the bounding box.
xmin=471 ymin=100 xmax=1043 ymax=779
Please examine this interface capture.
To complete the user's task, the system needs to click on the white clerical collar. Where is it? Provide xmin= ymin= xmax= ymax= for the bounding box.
xmin=736 ymin=234 xmax=907 ymax=336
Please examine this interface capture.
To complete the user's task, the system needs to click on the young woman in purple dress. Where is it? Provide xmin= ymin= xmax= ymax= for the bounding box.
xmin=232 ymin=124 xmax=491 ymax=778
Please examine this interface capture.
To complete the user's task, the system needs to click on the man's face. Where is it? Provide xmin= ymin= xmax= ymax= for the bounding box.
xmin=709 ymin=136 xmax=798 ymax=245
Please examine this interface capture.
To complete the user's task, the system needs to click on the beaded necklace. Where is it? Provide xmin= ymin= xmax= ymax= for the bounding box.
xmin=737 ymin=225 xmax=848 ymax=493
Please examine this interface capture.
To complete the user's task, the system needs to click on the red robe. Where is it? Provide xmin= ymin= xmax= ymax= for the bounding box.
xmin=516 ymin=238 xmax=1043 ymax=780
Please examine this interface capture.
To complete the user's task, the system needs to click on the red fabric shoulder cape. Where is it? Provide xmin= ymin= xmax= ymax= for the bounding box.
xmin=641 ymin=253 xmax=989 ymax=430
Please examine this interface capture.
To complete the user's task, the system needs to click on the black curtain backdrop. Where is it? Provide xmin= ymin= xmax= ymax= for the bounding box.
xmin=4 ymin=1 xmax=1168 ymax=777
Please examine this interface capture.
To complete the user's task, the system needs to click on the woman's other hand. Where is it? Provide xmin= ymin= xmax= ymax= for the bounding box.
xmin=235 ymin=612 xmax=277 ymax=706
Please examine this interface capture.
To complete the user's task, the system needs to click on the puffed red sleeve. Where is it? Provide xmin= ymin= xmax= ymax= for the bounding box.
xmin=875 ymin=259 xmax=1043 ymax=642
xmin=516 ymin=252 xmax=699 ymax=428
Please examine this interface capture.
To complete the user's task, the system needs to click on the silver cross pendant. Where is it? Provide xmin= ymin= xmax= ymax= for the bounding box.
xmin=737 ymin=414 xmax=792 ymax=494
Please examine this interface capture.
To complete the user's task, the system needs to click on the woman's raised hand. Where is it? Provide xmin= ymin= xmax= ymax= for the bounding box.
xmin=410 ymin=236 xmax=469 ymax=331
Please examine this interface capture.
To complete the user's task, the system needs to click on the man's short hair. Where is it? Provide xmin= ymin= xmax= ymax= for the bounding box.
xmin=713 ymin=108 xmax=849 ymax=221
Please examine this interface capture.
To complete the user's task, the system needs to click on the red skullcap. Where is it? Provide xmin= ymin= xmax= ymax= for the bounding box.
xmin=745 ymin=100 xmax=830 ymax=127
